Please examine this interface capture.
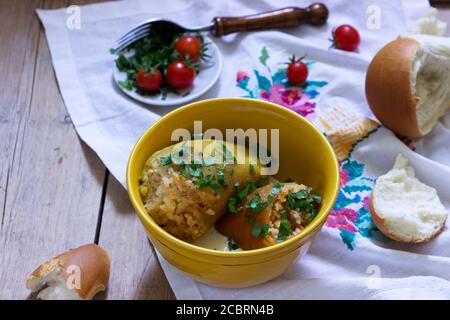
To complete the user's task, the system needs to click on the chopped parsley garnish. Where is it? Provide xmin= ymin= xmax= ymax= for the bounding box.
xmin=216 ymin=167 xmax=226 ymax=186
xmin=227 ymin=239 xmax=240 ymax=251
xmin=193 ymin=173 xmax=222 ymax=195
xmin=255 ymin=177 xmax=269 ymax=188
xmin=245 ymin=193 xmax=268 ymax=213
xmin=160 ymin=155 xmax=172 ymax=166
xmin=271 ymin=182 xmax=281 ymax=196
xmin=228 ymin=181 xmax=256 ymax=213
xmin=228 ymin=199 xmax=238 ymax=213
xmin=287 ymin=189 xmax=322 ymax=220
xmin=249 ymin=164 xmax=256 ymax=174
xmin=180 ymin=163 xmax=202 ymax=177
xmin=277 ymin=219 xmax=292 ymax=241
xmin=238 ymin=181 xmax=256 ymax=199
xmin=251 ymin=223 xmax=269 ymax=238
xmin=159 ymin=145 xmax=232 ymax=194
xmin=280 ymin=209 xmax=287 ymax=220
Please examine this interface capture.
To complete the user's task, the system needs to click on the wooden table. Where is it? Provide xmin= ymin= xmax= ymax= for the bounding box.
xmin=0 ymin=0 xmax=174 ymax=300
xmin=0 ymin=0 xmax=448 ymax=300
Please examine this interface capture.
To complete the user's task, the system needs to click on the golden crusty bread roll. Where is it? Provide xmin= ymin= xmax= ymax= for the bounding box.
xmin=26 ymin=244 xmax=110 ymax=300
xmin=365 ymin=35 xmax=450 ymax=138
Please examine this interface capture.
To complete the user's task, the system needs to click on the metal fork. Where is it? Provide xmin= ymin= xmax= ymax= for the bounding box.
xmin=113 ymin=19 xmax=212 ymax=53
xmin=112 ymin=3 xmax=328 ymax=53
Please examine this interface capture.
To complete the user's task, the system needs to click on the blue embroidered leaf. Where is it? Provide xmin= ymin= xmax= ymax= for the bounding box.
xmin=340 ymin=229 xmax=356 ymax=250
xmin=272 ymin=68 xmax=287 ymax=84
xmin=236 ymin=77 xmax=250 ymax=90
xmin=333 ymin=191 xmax=355 ymax=210
xmin=252 ymin=84 xmax=261 ymax=98
xmin=259 ymin=47 xmax=269 ymax=65
xmin=355 ymin=207 xmax=375 ymax=238
xmin=302 ymin=80 xmax=328 ymax=90
xmin=342 ymin=183 xmax=373 ymax=194
xmin=254 ymin=70 xmax=272 ymax=92
xmin=304 ymin=89 xmax=319 ymax=99
xmin=241 ymin=91 xmax=254 ymax=98
xmin=342 ymin=159 xmax=364 ymax=180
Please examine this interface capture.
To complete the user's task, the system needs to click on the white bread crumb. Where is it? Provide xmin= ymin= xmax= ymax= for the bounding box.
xmin=372 ymin=154 xmax=447 ymax=243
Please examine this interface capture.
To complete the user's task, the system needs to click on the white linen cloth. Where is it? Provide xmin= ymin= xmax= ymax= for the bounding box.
xmin=37 ymin=0 xmax=450 ymax=299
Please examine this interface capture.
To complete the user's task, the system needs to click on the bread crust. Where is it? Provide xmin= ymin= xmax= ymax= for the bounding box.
xmin=369 ymin=192 xmax=445 ymax=244
xmin=365 ymin=38 xmax=424 ymax=138
xmin=26 ymin=244 xmax=110 ymax=300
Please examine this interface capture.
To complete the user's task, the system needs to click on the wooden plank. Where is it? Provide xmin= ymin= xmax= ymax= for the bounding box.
xmin=0 ymin=0 xmax=42 ymax=235
xmin=0 ymin=0 xmax=43 ymax=299
xmin=0 ymin=0 xmax=107 ymax=299
xmin=97 ymin=176 xmax=174 ymax=299
xmin=50 ymin=0 xmax=174 ymax=299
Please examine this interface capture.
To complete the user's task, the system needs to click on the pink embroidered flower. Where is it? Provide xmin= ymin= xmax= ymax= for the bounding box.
xmin=326 ymin=208 xmax=358 ymax=233
xmin=362 ymin=196 xmax=370 ymax=211
xmin=236 ymin=71 xmax=248 ymax=83
xmin=260 ymin=83 xmax=316 ymax=116
xmin=340 ymin=168 xmax=349 ymax=187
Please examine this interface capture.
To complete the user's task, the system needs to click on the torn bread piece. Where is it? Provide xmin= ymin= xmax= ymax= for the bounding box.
xmin=370 ymin=154 xmax=448 ymax=243
xmin=26 ymin=244 xmax=110 ymax=300
xmin=365 ymin=34 xmax=450 ymax=138
xmin=407 ymin=8 xmax=447 ymax=36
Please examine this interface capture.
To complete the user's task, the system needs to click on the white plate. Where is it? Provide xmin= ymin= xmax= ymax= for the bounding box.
xmin=113 ymin=36 xmax=222 ymax=107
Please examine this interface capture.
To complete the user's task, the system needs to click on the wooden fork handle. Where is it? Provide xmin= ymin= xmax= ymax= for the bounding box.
xmin=212 ymin=3 xmax=329 ymax=37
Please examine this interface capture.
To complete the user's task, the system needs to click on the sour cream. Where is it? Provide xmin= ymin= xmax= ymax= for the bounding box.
xmin=192 ymin=227 xmax=241 ymax=251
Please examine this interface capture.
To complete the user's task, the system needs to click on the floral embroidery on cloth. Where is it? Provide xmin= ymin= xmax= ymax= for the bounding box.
xmin=326 ymin=146 xmax=378 ymax=250
xmin=236 ymin=47 xmax=386 ymax=250
xmin=319 ymin=106 xmax=384 ymax=249
xmin=235 ymin=47 xmax=328 ymax=117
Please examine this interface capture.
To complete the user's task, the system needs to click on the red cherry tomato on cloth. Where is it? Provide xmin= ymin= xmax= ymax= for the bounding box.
xmin=286 ymin=56 xmax=308 ymax=84
xmin=332 ymin=24 xmax=360 ymax=52
xmin=175 ymin=35 xmax=202 ymax=62
xmin=166 ymin=61 xmax=196 ymax=90
xmin=135 ymin=68 xmax=163 ymax=92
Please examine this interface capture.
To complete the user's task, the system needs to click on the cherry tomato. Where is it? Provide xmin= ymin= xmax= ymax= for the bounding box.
xmin=332 ymin=24 xmax=360 ymax=52
xmin=166 ymin=61 xmax=196 ymax=90
xmin=135 ymin=68 xmax=163 ymax=92
xmin=286 ymin=58 xmax=308 ymax=84
xmin=175 ymin=35 xmax=202 ymax=62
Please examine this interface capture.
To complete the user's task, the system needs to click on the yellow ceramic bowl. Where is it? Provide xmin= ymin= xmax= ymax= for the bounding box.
xmin=127 ymin=98 xmax=339 ymax=288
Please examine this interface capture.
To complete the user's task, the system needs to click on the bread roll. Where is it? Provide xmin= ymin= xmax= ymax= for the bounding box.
xmin=26 ymin=244 xmax=110 ymax=300
xmin=365 ymin=35 xmax=450 ymax=138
